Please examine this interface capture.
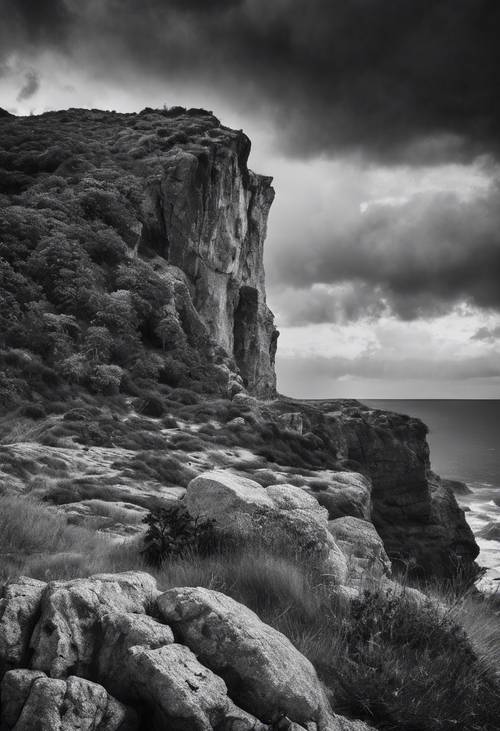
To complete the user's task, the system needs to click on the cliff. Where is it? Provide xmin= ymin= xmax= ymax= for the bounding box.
xmin=0 ymin=106 xmax=278 ymax=403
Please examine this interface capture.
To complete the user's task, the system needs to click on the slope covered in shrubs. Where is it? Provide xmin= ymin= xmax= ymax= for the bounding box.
xmin=0 ymin=106 xmax=241 ymax=412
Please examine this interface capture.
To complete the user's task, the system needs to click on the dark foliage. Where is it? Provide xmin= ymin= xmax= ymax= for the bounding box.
xmin=141 ymin=505 xmax=216 ymax=566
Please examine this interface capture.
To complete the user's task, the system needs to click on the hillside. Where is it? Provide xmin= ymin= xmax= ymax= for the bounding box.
xmin=0 ymin=107 xmax=498 ymax=731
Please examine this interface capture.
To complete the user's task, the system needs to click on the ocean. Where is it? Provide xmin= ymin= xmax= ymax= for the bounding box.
xmin=364 ymin=400 xmax=500 ymax=586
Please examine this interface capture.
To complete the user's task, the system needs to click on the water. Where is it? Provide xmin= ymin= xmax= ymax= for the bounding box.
xmin=364 ymin=400 xmax=500 ymax=586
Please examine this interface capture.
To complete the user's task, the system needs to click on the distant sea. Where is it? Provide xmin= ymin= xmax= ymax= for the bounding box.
xmin=364 ymin=400 xmax=500 ymax=587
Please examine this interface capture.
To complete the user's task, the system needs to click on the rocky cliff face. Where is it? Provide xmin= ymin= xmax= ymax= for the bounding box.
xmin=318 ymin=401 xmax=480 ymax=577
xmin=140 ymin=132 xmax=277 ymax=396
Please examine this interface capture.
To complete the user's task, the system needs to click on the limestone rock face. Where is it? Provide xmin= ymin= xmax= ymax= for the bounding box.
xmin=186 ymin=471 xmax=348 ymax=583
xmin=0 ymin=577 xmax=46 ymax=677
xmin=142 ymin=132 xmax=278 ymax=397
xmin=30 ymin=572 xmax=158 ymax=679
xmin=0 ymin=669 xmax=137 ymax=730
xmin=157 ymin=586 xmax=336 ymax=729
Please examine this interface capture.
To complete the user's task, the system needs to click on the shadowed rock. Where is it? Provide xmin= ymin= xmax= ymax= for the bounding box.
xmin=0 ymin=669 xmax=137 ymax=730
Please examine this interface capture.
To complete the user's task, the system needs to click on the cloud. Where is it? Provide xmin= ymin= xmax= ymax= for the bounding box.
xmin=471 ymin=325 xmax=500 ymax=341
xmin=3 ymin=1 xmax=500 ymax=164
xmin=269 ymin=182 xmax=500 ymax=321
xmin=16 ymin=69 xmax=40 ymax=101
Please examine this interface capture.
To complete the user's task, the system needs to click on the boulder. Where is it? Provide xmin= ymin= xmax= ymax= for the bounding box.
xmin=30 ymin=572 xmax=158 ymax=679
xmin=304 ymin=473 xmax=371 ymax=520
xmin=125 ymin=643 xmax=232 ymax=730
xmin=328 ymin=517 xmax=391 ymax=582
xmin=0 ymin=577 xmax=46 ymax=678
xmin=158 ymin=586 xmax=336 ymax=729
xmin=97 ymin=611 xmax=174 ymax=698
xmin=186 ymin=471 xmax=347 ymax=583
xmin=0 ymin=669 xmax=137 ymax=730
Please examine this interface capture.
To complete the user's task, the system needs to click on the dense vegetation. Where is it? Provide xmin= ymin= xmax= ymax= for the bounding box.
xmin=0 ymin=106 xmax=237 ymax=412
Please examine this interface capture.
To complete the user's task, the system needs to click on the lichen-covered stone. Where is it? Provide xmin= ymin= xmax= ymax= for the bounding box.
xmin=0 ymin=577 xmax=46 ymax=678
xmin=0 ymin=669 xmax=137 ymax=730
xmin=30 ymin=572 xmax=158 ymax=679
xmin=157 ymin=586 xmax=336 ymax=729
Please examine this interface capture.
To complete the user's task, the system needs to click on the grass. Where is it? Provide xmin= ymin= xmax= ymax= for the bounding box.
xmin=1 ymin=492 xmax=500 ymax=730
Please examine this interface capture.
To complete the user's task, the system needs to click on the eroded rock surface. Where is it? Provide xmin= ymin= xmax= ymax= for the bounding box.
xmin=158 ymin=586 xmax=336 ymax=729
xmin=186 ymin=470 xmax=348 ymax=583
xmin=141 ymin=127 xmax=277 ymax=397
xmin=0 ymin=570 xmax=376 ymax=731
xmin=30 ymin=572 xmax=158 ymax=679
xmin=0 ymin=577 xmax=46 ymax=677
xmin=0 ymin=669 xmax=137 ymax=730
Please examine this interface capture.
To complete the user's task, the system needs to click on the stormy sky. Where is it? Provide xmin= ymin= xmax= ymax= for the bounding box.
xmin=2 ymin=0 xmax=500 ymax=398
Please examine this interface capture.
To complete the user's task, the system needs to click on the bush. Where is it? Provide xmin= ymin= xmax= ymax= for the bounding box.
xmin=90 ymin=364 xmax=123 ymax=394
xmin=141 ymin=505 xmax=215 ymax=566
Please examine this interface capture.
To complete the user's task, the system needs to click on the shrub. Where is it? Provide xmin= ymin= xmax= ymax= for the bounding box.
xmin=141 ymin=505 xmax=215 ymax=566
xmin=90 ymin=364 xmax=123 ymax=394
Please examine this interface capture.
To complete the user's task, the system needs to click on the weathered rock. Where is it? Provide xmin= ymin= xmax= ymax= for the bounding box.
xmin=142 ymin=133 xmax=278 ymax=397
xmin=30 ymin=572 xmax=158 ymax=679
xmin=125 ymin=643 xmax=232 ymax=730
xmin=328 ymin=517 xmax=391 ymax=583
xmin=186 ymin=471 xmax=348 ymax=583
xmin=97 ymin=611 xmax=174 ymax=698
xmin=304 ymin=473 xmax=371 ymax=520
xmin=157 ymin=586 xmax=336 ymax=729
xmin=339 ymin=404 xmax=479 ymax=576
xmin=0 ymin=669 xmax=137 ymax=730
xmin=0 ymin=577 xmax=46 ymax=677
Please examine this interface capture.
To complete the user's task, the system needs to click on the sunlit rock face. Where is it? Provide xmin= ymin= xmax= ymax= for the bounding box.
xmin=141 ymin=127 xmax=278 ymax=397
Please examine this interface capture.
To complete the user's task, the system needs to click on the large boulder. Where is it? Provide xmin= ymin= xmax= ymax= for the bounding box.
xmin=0 ymin=577 xmax=46 ymax=678
xmin=0 ymin=669 xmax=137 ymax=730
xmin=125 ymin=643 xmax=235 ymax=730
xmin=328 ymin=517 xmax=391 ymax=583
xmin=185 ymin=471 xmax=348 ymax=584
xmin=30 ymin=572 xmax=158 ymax=679
xmin=157 ymin=586 xmax=336 ymax=729
xmin=303 ymin=473 xmax=371 ymax=521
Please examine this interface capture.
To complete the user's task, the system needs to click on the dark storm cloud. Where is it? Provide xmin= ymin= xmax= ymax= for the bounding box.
xmin=270 ymin=184 xmax=500 ymax=322
xmin=0 ymin=0 xmax=72 ymax=54
xmin=3 ymin=0 xmax=500 ymax=164
xmin=16 ymin=69 xmax=39 ymax=101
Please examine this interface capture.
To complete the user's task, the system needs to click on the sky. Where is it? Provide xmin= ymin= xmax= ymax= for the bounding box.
xmin=1 ymin=0 xmax=500 ymax=398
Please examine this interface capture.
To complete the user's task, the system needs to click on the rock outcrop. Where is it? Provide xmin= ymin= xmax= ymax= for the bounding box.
xmin=1 ymin=670 xmax=137 ymax=730
xmin=140 ymin=134 xmax=278 ymax=397
xmin=0 ymin=572 xmax=371 ymax=731
xmin=339 ymin=404 xmax=479 ymax=576
xmin=158 ymin=586 xmax=335 ymax=728
xmin=185 ymin=470 xmax=348 ymax=584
